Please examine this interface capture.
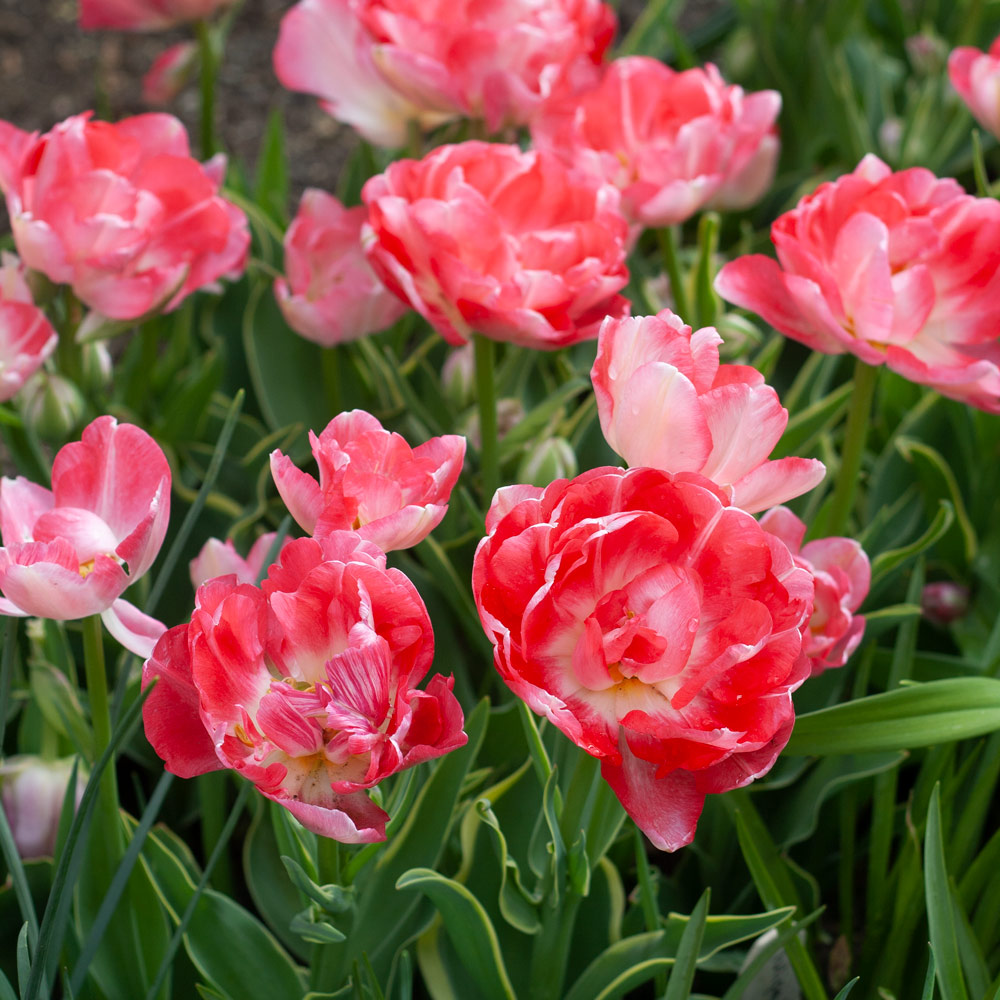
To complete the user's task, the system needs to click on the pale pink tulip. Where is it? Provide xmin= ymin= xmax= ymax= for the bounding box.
xmin=0 ymin=112 xmax=248 ymax=323
xmin=273 ymin=0 xmax=447 ymax=149
xmin=532 ymin=58 xmax=780 ymax=227
xmin=143 ymin=533 xmax=467 ymax=841
xmin=715 ymin=155 xmax=1000 ymax=412
xmin=275 ymin=190 xmax=407 ymax=346
xmin=189 ymin=534 xmax=287 ymax=589
xmin=271 ymin=410 xmax=465 ymax=552
xmin=273 ymin=0 xmax=615 ymax=145
xmin=592 ymin=310 xmax=825 ymax=512
xmin=949 ymin=37 xmax=1000 ymax=139
xmin=0 ymin=416 xmax=170 ymax=656
xmin=142 ymin=41 xmax=198 ymax=105
xmin=0 ymin=254 xmax=58 ymax=403
xmin=0 ymin=757 xmax=83 ymax=859
xmin=80 ymin=0 xmax=235 ymax=30
xmin=362 ymin=141 xmax=630 ymax=348
xmin=760 ymin=507 xmax=869 ymax=674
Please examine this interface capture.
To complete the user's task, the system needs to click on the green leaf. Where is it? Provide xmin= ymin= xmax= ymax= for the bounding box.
xmin=662 ymin=889 xmax=709 ymax=1000
xmin=242 ymin=279 xmax=330 ymax=433
xmin=833 ymin=977 xmax=860 ymax=999
xmin=925 ymin=785 xmax=969 ymax=1000
xmin=563 ymin=931 xmax=675 ymax=1000
xmin=280 ymin=857 xmax=354 ymax=914
xmin=395 ymin=869 xmax=516 ymax=1000
xmin=871 ymin=500 xmax=954 ymax=585
xmin=664 ymin=906 xmax=796 ymax=959
xmin=141 ymin=826 xmax=304 ymax=1000
xmin=786 ymin=678 xmax=1000 ymax=756
xmin=774 ymin=381 xmax=853 ymax=458
xmin=289 ymin=906 xmax=347 ymax=945
xmin=28 ymin=663 xmax=93 ymax=759
xmin=0 ymin=967 xmax=16 ymax=1000
xmin=254 ymin=108 xmax=289 ymax=225
xmin=496 ymin=378 xmax=589 ymax=462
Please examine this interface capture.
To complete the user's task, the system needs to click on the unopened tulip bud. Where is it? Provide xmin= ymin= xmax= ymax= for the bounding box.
xmin=79 ymin=341 xmax=113 ymax=393
xmin=921 ymin=581 xmax=970 ymax=626
xmin=906 ymin=32 xmax=947 ymax=76
xmin=0 ymin=757 xmax=82 ymax=859
xmin=21 ymin=373 xmax=85 ymax=441
xmin=517 ymin=437 xmax=577 ymax=487
xmin=441 ymin=344 xmax=475 ymax=410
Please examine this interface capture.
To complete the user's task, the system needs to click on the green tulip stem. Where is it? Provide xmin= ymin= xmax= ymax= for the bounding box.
xmin=826 ymin=357 xmax=879 ymax=537
xmin=474 ymin=333 xmax=499 ymax=505
xmin=658 ymin=225 xmax=691 ymax=322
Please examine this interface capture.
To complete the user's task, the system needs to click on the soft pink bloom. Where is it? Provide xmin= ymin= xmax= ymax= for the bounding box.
xmin=275 ymin=189 xmax=407 ymax=347
xmin=759 ymin=507 xmax=869 ymax=674
xmin=592 ymin=310 xmax=825 ymax=513
xmin=273 ymin=0 xmax=615 ymax=146
xmin=189 ymin=533 xmax=289 ymax=590
xmin=142 ymin=41 xmax=198 ymax=105
xmin=271 ymin=410 xmax=465 ymax=552
xmin=142 ymin=532 xmax=467 ymax=842
xmin=0 ymin=254 xmax=58 ymax=402
xmin=473 ymin=466 xmax=814 ymax=851
xmin=0 ymin=112 xmax=249 ymax=323
xmin=362 ymin=141 xmax=630 ymax=349
xmin=0 ymin=416 xmax=170 ymax=657
xmin=532 ymin=58 xmax=780 ymax=227
xmin=715 ymin=154 xmax=1000 ymax=412
xmin=949 ymin=37 xmax=1000 ymax=139
xmin=0 ymin=757 xmax=83 ymax=859
xmin=80 ymin=0 xmax=234 ymax=30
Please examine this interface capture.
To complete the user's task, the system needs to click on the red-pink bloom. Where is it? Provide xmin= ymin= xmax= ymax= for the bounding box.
xmin=362 ymin=141 xmax=630 ymax=348
xmin=949 ymin=37 xmax=1000 ymax=139
xmin=80 ymin=0 xmax=234 ymax=30
xmin=142 ymin=41 xmax=198 ymax=105
xmin=532 ymin=58 xmax=780 ymax=227
xmin=592 ymin=310 xmax=825 ymax=513
xmin=275 ymin=189 xmax=407 ymax=347
xmin=189 ymin=533 xmax=289 ymax=590
xmin=759 ymin=507 xmax=869 ymax=674
xmin=273 ymin=0 xmax=615 ymax=146
xmin=271 ymin=410 xmax=465 ymax=552
xmin=0 ymin=112 xmax=249 ymax=323
xmin=142 ymin=533 xmax=466 ymax=841
xmin=0 ymin=416 xmax=169 ymax=656
xmin=715 ymin=154 xmax=1000 ymax=412
xmin=473 ymin=466 xmax=814 ymax=851
xmin=0 ymin=254 xmax=58 ymax=403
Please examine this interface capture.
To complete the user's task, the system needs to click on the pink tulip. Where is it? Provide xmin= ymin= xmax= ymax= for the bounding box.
xmin=80 ymin=0 xmax=235 ymax=30
xmin=142 ymin=41 xmax=198 ymax=105
xmin=362 ymin=141 xmax=630 ymax=349
xmin=759 ymin=507 xmax=869 ymax=674
xmin=0 ymin=757 xmax=83 ymax=859
xmin=0 ymin=112 xmax=249 ymax=323
xmin=143 ymin=533 xmax=467 ymax=841
xmin=0 ymin=254 xmax=58 ymax=403
xmin=473 ymin=466 xmax=814 ymax=851
xmin=949 ymin=37 xmax=1000 ymax=139
xmin=271 ymin=410 xmax=465 ymax=552
xmin=275 ymin=190 xmax=407 ymax=347
xmin=189 ymin=533 xmax=288 ymax=590
xmin=532 ymin=58 xmax=780 ymax=227
xmin=273 ymin=0 xmax=615 ymax=146
xmin=715 ymin=154 xmax=1000 ymax=412
xmin=592 ymin=310 xmax=825 ymax=512
xmin=0 ymin=416 xmax=170 ymax=656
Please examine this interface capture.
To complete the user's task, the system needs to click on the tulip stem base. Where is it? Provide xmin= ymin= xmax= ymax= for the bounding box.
xmin=474 ymin=334 xmax=499 ymax=504
xmin=658 ymin=226 xmax=691 ymax=321
xmin=825 ymin=358 xmax=879 ymax=537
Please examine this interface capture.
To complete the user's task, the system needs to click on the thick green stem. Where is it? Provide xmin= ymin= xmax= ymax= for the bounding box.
xmin=657 ymin=226 xmax=691 ymax=321
xmin=82 ymin=614 xmax=122 ymax=860
xmin=474 ymin=334 xmax=499 ymax=504
xmin=196 ymin=21 xmax=218 ymax=157
xmin=825 ymin=358 xmax=879 ymax=537
xmin=529 ymin=891 xmax=583 ymax=1000
xmin=199 ymin=773 xmax=232 ymax=894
